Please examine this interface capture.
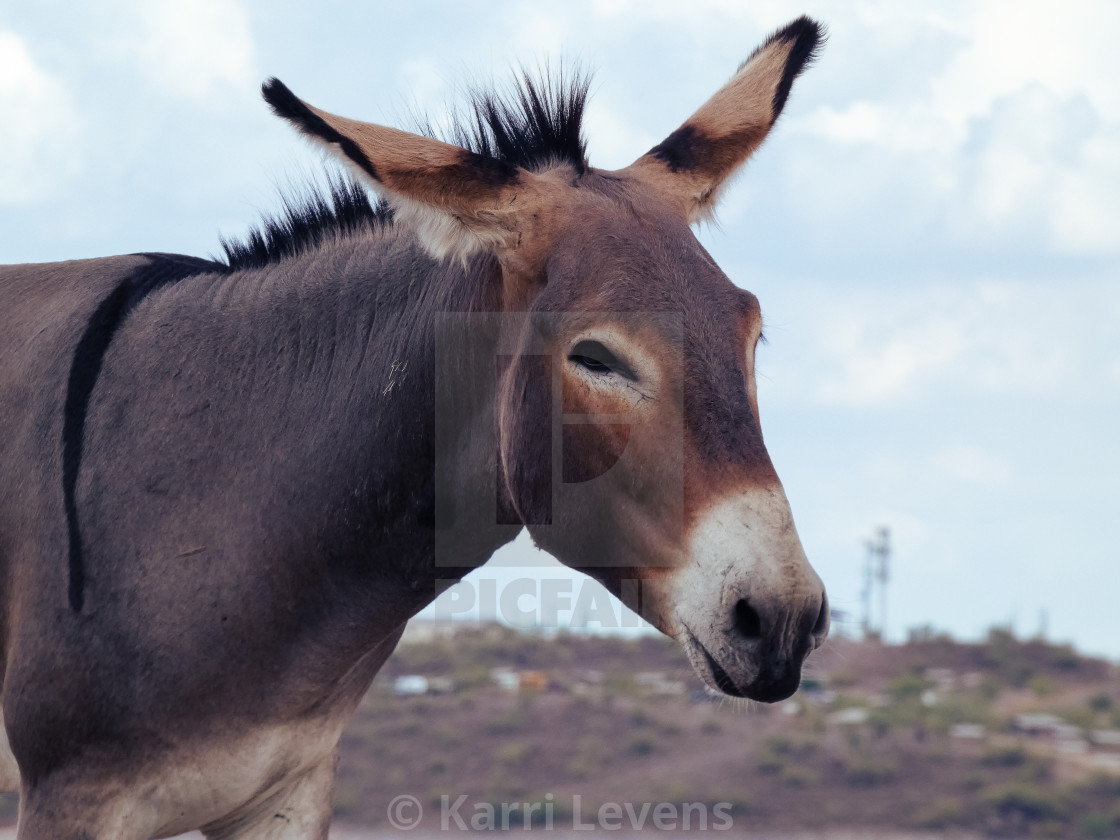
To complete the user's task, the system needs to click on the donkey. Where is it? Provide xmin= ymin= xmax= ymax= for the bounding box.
xmin=0 ymin=16 xmax=828 ymax=839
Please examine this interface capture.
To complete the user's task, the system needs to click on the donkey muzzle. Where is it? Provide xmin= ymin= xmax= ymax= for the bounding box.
xmin=684 ymin=590 xmax=829 ymax=702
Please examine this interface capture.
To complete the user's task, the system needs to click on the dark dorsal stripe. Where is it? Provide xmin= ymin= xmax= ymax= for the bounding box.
xmin=63 ymin=253 xmax=220 ymax=612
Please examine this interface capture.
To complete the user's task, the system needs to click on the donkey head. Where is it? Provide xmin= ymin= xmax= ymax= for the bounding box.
xmin=266 ymin=16 xmax=828 ymax=702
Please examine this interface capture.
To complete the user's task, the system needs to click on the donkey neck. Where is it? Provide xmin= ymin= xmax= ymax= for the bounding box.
xmin=126 ymin=230 xmax=515 ymax=607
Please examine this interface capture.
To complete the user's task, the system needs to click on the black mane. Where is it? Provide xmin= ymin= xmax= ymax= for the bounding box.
xmin=220 ymin=175 xmax=389 ymax=271
xmin=222 ymin=69 xmax=591 ymax=271
xmin=456 ymin=69 xmax=590 ymax=175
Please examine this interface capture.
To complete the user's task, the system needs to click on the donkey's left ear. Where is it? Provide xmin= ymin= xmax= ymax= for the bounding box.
xmin=623 ymin=16 xmax=823 ymax=223
xmin=262 ymin=78 xmax=544 ymax=263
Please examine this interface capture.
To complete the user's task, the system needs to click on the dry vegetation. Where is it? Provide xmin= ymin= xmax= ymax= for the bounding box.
xmin=334 ymin=626 xmax=1120 ymax=838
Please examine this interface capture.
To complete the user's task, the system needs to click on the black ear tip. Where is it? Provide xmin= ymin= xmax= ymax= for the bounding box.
xmin=261 ymin=78 xmax=303 ymax=120
xmin=262 ymin=77 xmax=286 ymax=101
xmin=779 ymin=15 xmax=826 ymax=62
xmin=766 ymin=15 xmax=826 ymax=121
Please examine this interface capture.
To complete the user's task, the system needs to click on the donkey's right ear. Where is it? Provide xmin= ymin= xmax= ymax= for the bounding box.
xmin=262 ymin=78 xmax=543 ymax=264
xmin=622 ymin=17 xmax=823 ymax=223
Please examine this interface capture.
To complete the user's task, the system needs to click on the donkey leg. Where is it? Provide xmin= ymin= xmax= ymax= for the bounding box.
xmin=15 ymin=790 xmax=154 ymax=840
xmin=0 ymin=712 xmax=21 ymax=793
xmin=202 ymin=752 xmax=338 ymax=840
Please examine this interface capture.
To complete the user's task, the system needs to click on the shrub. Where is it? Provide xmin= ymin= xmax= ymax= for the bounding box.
xmin=452 ymin=664 xmax=492 ymax=690
xmin=960 ymin=772 xmax=987 ymax=792
xmin=1015 ymin=755 xmax=1055 ymax=784
xmin=978 ymin=677 xmax=1003 ymax=700
xmin=1088 ymin=693 xmax=1114 ymax=714
xmin=764 ymin=734 xmax=794 ymax=755
xmin=829 ymin=671 xmax=859 ymax=688
xmin=981 ymin=744 xmax=1028 ymax=767
xmin=887 ymin=671 xmax=933 ymax=701
xmin=1078 ymin=772 xmax=1120 ymax=798
xmin=1082 ymin=812 xmax=1120 ymax=839
xmin=1028 ymin=674 xmax=1059 ymax=696
xmin=1046 ymin=643 xmax=1082 ymax=671
xmin=842 ymin=757 xmax=897 ymax=787
xmin=925 ymin=696 xmax=997 ymax=734
xmin=627 ymin=736 xmax=656 ymax=756
xmin=495 ymin=739 xmax=531 ymax=767
xmin=913 ymin=798 xmax=970 ymax=830
xmin=781 ymin=765 xmax=819 ymax=787
xmin=978 ymin=783 xmax=1069 ymax=823
xmin=756 ymin=756 xmax=784 ymax=775
xmin=1057 ymin=705 xmax=1096 ymax=730
xmin=567 ymin=735 xmax=611 ymax=780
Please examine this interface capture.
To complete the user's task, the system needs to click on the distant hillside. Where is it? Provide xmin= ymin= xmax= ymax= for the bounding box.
xmin=332 ymin=625 xmax=1120 ymax=839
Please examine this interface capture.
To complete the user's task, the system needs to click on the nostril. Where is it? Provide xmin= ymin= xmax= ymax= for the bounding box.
xmin=812 ymin=594 xmax=830 ymax=637
xmin=733 ymin=598 xmax=763 ymax=639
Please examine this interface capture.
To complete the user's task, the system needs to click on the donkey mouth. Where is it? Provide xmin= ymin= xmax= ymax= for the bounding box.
xmin=686 ymin=630 xmax=803 ymax=703
xmin=696 ymin=643 xmax=746 ymax=698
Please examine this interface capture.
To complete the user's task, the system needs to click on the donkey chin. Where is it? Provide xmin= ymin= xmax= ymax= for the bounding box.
xmin=667 ymin=493 xmax=830 ymax=703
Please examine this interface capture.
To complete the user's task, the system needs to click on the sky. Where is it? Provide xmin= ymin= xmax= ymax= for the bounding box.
xmin=2 ymin=1 xmax=1118 ymax=659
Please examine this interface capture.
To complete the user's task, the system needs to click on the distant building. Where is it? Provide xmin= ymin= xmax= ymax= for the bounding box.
xmin=1093 ymin=754 xmax=1120 ymax=770
xmin=394 ymin=675 xmax=429 ymax=696
xmin=829 ymin=708 xmax=870 ymax=726
xmin=1090 ymin=730 xmax=1120 ymax=750
xmin=399 ymin=619 xmax=458 ymax=645
xmin=1013 ymin=713 xmax=1087 ymax=753
xmin=491 ymin=668 xmax=520 ymax=690
xmin=519 ymin=671 xmax=549 ymax=692
xmin=949 ymin=723 xmax=986 ymax=740
xmin=1013 ymin=713 xmax=1075 ymax=737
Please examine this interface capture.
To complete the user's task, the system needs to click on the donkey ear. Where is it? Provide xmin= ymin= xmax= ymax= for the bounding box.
xmin=262 ymin=78 xmax=538 ymax=262
xmin=623 ymin=16 xmax=823 ymax=223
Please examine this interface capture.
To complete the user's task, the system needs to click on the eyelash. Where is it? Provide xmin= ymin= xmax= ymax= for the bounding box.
xmin=568 ymin=340 xmax=636 ymax=380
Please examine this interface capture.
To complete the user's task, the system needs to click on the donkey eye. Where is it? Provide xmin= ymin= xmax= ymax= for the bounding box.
xmin=571 ymin=355 xmax=612 ymax=374
xmin=568 ymin=340 xmax=635 ymax=380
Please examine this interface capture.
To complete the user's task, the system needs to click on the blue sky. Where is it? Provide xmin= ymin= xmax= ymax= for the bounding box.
xmin=3 ymin=1 xmax=1118 ymax=658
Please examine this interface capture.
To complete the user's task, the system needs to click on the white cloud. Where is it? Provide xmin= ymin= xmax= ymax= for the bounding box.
xmin=758 ymin=278 xmax=1115 ymax=408
xmin=933 ymin=443 xmax=1015 ymax=487
xmin=583 ymin=97 xmax=656 ymax=170
xmin=108 ymin=0 xmax=257 ymax=99
xmin=926 ymin=0 xmax=1120 ymax=123
xmin=588 ymin=0 xmax=789 ymax=27
xmin=806 ymin=100 xmax=956 ymax=155
xmin=789 ymin=1 xmax=1120 ymax=254
xmin=1051 ymin=127 xmax=1120 ymax=252
xmin=508 ymin=9 xmax=577 ymax=57
xmin=396 ymin=57 xmax=452 ymax=114
xmin=0 ymin=31 xmax=81 ymax=205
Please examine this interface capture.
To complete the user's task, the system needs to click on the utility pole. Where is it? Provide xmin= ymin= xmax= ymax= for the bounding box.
xmin=861 ymin=541 xmax=873 ymax=637
xmin=862 ymin=527 xmax=891 ymax=640
xmin=876 ymin=526 xmax=890 ymax=639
